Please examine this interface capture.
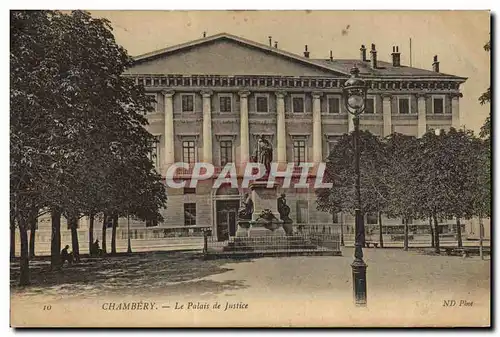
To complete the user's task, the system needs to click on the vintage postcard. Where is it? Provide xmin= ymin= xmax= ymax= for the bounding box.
xmin=10 ymin=10 xmax=491 ymax=327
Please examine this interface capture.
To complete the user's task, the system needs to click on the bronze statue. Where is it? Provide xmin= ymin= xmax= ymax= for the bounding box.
xmin=277 ymin=193 xmax=293 ymax=235
xmin=252 ymin=136 xmax=273 ymax=177
xmin=238 ymin=193 xmax=253 ymax=220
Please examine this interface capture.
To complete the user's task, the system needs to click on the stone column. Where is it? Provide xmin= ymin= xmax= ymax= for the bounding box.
xmin=239 ymin=91 xmax=250 ymax=165
xmin=417 ymin=93 xmax=427 ymax=137
xmin=276 ymin=91 xmax=287 ymax=164
xmin=312 ymin=92 xmax=323 ymax=163
xmin=162 ymin=90 xmax=175 ymax=167
xmin=382 ymin=94 xmax=392 ymax=137
xmin=201 ymin=90 xmax=213 ymax=164
xmin=451 ymin=93 xmax=462 ymax=130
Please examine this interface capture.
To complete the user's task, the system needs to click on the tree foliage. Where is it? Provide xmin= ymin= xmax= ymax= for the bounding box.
xmin=317 ymin=131 xmax=387 ymax=216
xmin=317 ymin=127 xmax=490 ymax=252
xmin=11 ymin=10 xmax=167 ymax=284
xmin=479 ymin=39 xmax=491 ymax=139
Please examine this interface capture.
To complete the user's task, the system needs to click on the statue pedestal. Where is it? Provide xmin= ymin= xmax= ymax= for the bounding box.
xmin=247 ymin=180 xmax=285 ymax=237
xmin=248 ymin=225 xmax=286 ymax=237
xmin=249 ymin=181 xmax=280 ymax=221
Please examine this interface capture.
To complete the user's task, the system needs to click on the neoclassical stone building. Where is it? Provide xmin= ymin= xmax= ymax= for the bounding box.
xmin=115 ymin=32 xmax=467 ymax=240
xmin=33 ymin=32 xmax=470 ymax=243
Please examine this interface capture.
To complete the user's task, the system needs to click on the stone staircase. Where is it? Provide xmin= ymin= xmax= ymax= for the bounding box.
xmin=223 ymin=236 xmax=317 ymax=252
xmin=204 ymin=234 xmax=342 ymax=258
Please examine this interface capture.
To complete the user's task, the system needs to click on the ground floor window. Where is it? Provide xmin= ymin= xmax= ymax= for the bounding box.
xmin=296 ymin=200 xmax=309 ymax=224
xmin=146 ymin=219 xmax=158 ymax=227
xmin=184 ymin=203 xmax=197 ymax=226
xmin=366 ymin=213 xmax=378 ymax=225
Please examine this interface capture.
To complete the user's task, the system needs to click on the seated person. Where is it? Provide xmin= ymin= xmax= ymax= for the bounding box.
xmin=91 ymin=240 xmax=102 ymax=256
xmin=60 ymin=245 xmax=74 ymax=265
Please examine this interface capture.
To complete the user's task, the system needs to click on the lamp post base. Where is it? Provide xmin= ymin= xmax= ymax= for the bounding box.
xmin=351 ymin=258 xmax=367 ymax=306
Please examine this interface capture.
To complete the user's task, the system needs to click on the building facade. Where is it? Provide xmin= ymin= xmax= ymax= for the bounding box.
xmin=37 ymin=32 xmax=474 ymax=241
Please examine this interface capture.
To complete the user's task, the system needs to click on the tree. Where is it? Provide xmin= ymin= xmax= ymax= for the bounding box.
xmin=317 ymin=131 xmax=387 ymax=245
xmin=410 ymin=128 xmax=481 ymax=252
xmin=382 ymin=133 xmax=422 ymax=251
xmin=11 ymin=10 xmax=167 ymax=283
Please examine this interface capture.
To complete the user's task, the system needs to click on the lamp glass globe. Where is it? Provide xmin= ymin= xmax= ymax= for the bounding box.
xmin=348 ymin=95 xmax=364 ymax=109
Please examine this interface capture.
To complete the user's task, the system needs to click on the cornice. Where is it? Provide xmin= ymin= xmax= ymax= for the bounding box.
xmin=130 ymin=74 xmax=463 ymax=92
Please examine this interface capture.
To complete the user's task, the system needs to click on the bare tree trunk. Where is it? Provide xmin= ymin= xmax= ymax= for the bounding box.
xmin=479 ymin=216 xmax=484 ymax=260
xmin=378 ymin=211 xmax=384 ymax=248
xmin=18 ymin=217 xmax=30 ymax=286
xmin=88 ymin=214 xmax=94 ymax=255
xmin=111 ymin=213 xmax=118 ymax=255
xmin=433 ymin=213 xmax=440 ymax=254
xmin=336 ymin=212 xmax=344 ymax=246
xmin=70 ymin=216 xmax=80 ymax=262
xmin=50 ymin=209 xmax=62 ymax=270
xmin=10 ymin=217 xmax=16 ymax=259
xmin=28 ymin=209 xmax=37 ymax=259
xmin=340 ymin=219 xmax=345 ymax=247
xmin=456 ymin=217 xmax=463 ymax=248
xmin=101 ymin=213 xmax=107 ymax=254
xmin=403 ymin=217 xmax=409 ymax=251
xmin=429 ymin=216 xmax=435 ymax=248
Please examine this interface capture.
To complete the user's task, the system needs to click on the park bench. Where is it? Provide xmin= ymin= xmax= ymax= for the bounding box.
xmin=390 ymin=234 xmax=414 ymax=241
xmin=443 ymin=246 xmax=490 ymax=257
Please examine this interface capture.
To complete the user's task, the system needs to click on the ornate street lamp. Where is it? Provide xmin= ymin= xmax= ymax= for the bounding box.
xmin=343 ymin=66 xmax=368 ymax=306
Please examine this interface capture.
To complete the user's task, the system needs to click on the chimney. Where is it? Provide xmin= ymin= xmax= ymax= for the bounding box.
xmin=370 ymin=43 xmax=377 ymax=68
xmin=432 ymin=55 xmax=440 ymax=72
xmin=203 ymin=31 xmax=206 ymax=38
xmin=304 ymin=45 xmax=310 ymax=58
xmin=360 ymin=45 xmax=367 ymax=62
xmin=274 ymin=41 xmax=278 ymax=48
xmin=391 ymin=46 xmax=401 ymax=67
xmin=329 ymin=50 xmax=333 ymax=61
xmin=268 ymin=36 xmax=272 ymax=47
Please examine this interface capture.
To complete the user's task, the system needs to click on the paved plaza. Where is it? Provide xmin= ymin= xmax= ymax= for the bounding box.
xmin=10 ymin=248 xmax=490 ymax=327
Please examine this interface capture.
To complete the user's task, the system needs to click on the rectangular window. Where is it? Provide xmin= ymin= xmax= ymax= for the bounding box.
xmin=256 ymin=96 xmax=269 ymax=113
xmin=328 ymin=97 xmax=341 ymax=114
xmin=364 ymin=98 xmax=375 ymax=114
xmin=148 ymin=136 xmax=160 ymax=168
xmin=326 ymin=136 xmax=342 ymax=156
xmin=293 ymin=139 xmax=307 ymax=165
xmin=219 ymin=95 xmax=232 ymax=113
xmin=182 ymin=140 xmax=196 ymax=164
xmin=433 ymin=98 xmax=444 ymax=114
xmin=332 ymin=212 xmax=340 ymax=223
xmin=146 ymin=219 xmax=158 ymax=227
xmin=398 ymin=98 xmax=410 ymax=114
xmin=66 ymin=219 xmax=80 ymax=229
xmin=292 ymin=96 xmax=305 ymax=113
xmin=181 ymin=94 xmax=194 ymax=113
xmin=146 ymin=94 xmax=157 ymax=114
xmin=184 ymin=203 xmax=196 ymax=226
xmin=105 ymin=215 xmax=113 ymax=228
xmin=183 ymin=187 xmax=196 ymax=194
xmin=220 ymin=140 xmax=233 ymax=166
xmin=296 ymin=200 xmax=309 ymax=224
xmin=366 ymin=213 xmax=378 ymax=225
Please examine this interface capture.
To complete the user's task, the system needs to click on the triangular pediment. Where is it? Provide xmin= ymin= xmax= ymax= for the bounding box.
xmin=126 ymin=33 xmax=349 ymax=77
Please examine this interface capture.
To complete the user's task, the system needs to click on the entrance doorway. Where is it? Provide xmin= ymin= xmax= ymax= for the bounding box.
xmin=216 ymin=200 xmax=240 ymax=241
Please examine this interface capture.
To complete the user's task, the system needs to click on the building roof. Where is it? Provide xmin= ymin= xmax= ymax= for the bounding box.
xmin=133 ymin=32 xmax=466 ymax=81
xmin=312 ymin=59 xmax=465 ymax=80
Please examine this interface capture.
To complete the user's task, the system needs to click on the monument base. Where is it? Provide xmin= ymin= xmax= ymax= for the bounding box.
xmin=248 ymin=225 xmax=286 ymax=237
xmin=235 ymin=222 xmax=251 ymax=237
